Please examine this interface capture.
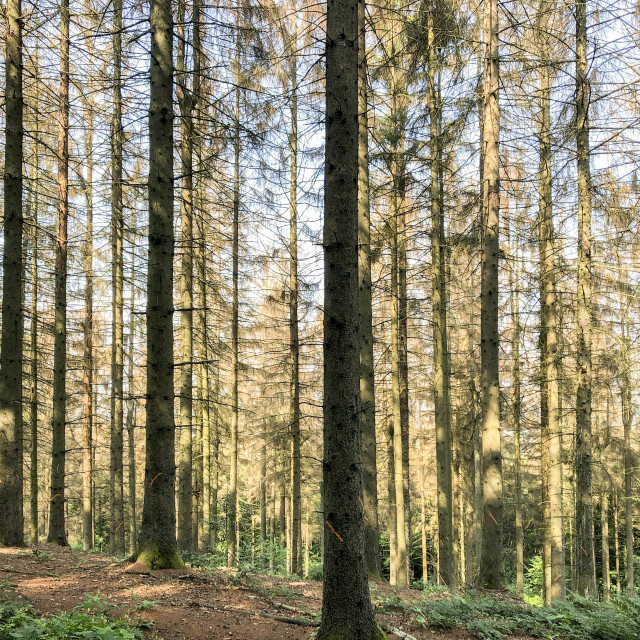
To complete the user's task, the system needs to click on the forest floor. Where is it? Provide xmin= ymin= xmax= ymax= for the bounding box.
xmin=0 ymin=544 xmax=541 ymax=640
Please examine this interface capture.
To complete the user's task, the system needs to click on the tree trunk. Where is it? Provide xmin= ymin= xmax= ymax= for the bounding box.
xmin=391 ymin=211 xmax=408 ymax=588
xmin=137 ymin=0 xmax=183 ymax=570
xmin=288 ymin=36 xmax=302 ymax=576
xmin=509 ymin=216 xmax=523 ymax=597
xmin=620 ymin=297 xmax=634 ymax=595
xmin=177 ymin=0 xmax=194 ymax=552
xmin=601 ymin=491 xmax=610 ymax=600
xmin=0 ymin=0 xmax=24 ymax=547
xmin=227 ymin=33 xmax=241 ymax=567
xmin=82 ymin=45 xmax=95 ymax=551
xmin=127 ymin=240 xmax=137 ymax=555
xmin=316 ymin=0 xmax=384 ymax=632
xmin=387 ymin=419 xmax=398 ymax=585
xmin=537 ymin=43 xmax=566 ymax=600
xmin=428 ymin=10 xmax=454 ymax=586
xmin=110 ymin=0 xmax=125 ymax=557
xmin=358 ymin=0 xmax=380 ymax=579
xmin=478 ymin=0 xmax=504 ymax=588
xmin=574 ymin=0 xmax=596 ymax=599
xmin=48 ymin=0 xmax=70 ymax=546
xmin=29 ymin=118 xmax=39 ymax=545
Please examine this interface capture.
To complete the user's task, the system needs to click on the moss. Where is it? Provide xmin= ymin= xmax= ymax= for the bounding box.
xmin=135 ymin=544 xmax=185 ymax=571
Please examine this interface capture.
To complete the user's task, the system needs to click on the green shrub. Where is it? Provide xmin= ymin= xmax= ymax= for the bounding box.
xmin=0 ymin=596 xmax=148 ymax=640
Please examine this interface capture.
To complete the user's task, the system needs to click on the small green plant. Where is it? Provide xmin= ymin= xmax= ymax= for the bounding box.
xmin=0 ymin=602 xmax=146 ymax=640
xmin=130 ymin=595 xmax=158 ymax=612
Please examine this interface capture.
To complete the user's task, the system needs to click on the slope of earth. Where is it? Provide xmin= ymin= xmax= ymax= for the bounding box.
xmin=0 ymin=545 xmax=539 ymax=640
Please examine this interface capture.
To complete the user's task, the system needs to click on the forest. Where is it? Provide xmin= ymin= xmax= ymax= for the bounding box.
xmin=0 ymin=0 xmax=638 ymax=638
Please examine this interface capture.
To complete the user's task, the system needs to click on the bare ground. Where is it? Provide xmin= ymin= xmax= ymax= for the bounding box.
xmin=0 ymin=544 xmax=534 ymax=640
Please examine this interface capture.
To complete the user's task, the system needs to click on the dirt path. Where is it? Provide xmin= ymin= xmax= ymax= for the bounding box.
xmin=0 ymin=545 xmax=490 ymax=640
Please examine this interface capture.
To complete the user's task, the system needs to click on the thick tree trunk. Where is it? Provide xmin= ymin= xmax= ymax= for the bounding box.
xmin=574 ymin=0 xmax=596 ymax=599
xmin=137 ymin=0 xmax=183 ymax=570
xmin=110 ymin=0 xmax=126 ymax=557
xmin=48 ymin=0 xmax=70 ymax=547
xmin=316 ymin=0 xmax=385 ymax=632
xmin=0 ymin=0 xmax=24 ymax=546
xmin=478 ymin=0 xmax=504 ymax=588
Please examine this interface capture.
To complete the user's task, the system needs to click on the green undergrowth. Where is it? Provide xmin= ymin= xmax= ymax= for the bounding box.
xmin=380 ymin=592 xmax=640 ymax=640
xmin=0 ymin=595 xmax=154 ymax=640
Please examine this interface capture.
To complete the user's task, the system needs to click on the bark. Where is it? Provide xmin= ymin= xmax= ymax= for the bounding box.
xmin=317 ymin=0 xmax=385 ymax=632
xmin=574 ymin=0 xmax=596 ymax=599
xmin=138 ymin=0 xmax=183 ymax=570
xmin=358 ymin=0 xmax=380 ymax=579
xmin=478 ymin=0 xmax=504 ymax=587
xmin=48 ymin=0 xmax=70 ymax=546
xmin=0 ymin=0 xmax=24 ymax=547
xmin=110 ymin=0 xmax=125 ymax=557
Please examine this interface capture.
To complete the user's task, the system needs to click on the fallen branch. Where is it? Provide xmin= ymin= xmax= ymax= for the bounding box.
xmin=188 ymin=601 xmax=319 ymax=627
xmin=379 ymin=623 xmax=419 ymax=640
xmin=189 ymin=600 xmax=418 ymax=640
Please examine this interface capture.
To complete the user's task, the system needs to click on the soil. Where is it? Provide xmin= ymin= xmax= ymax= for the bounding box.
xmin=0 ymin=545 xmax=534 ymax=640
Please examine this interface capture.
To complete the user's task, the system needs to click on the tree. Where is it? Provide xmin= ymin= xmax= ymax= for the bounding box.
xmin=358 ymin=0 xmax=381 ymax=578
xmin=136 ymin=0 xmax=183 ymax=570
xmin=316 ymin=0 xmax=386 ymax=631
xmin=426 ymin=0 xmax=454 ymax=586
xmin=177 ymin=0 xmax=195 ymax=553
xmin=109 ymin=0 xmax=126 ymax=557
xmin=48 ymin=0 xmax=71 ymax=547
xmin=478 ymin=0 xmax=504 ymax=588
xmin=574 ymin=0 xmax=596 ymax=599
xmin=536 ymin=1 xmax=566 ymax=600
xmin=0 ymin=0 xmax=24 ymax=547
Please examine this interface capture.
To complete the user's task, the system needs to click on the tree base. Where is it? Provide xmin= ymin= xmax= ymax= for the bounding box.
xmin=316 ymin=622 xmax=388 ymax=640
xmin=135 ymin=544 xmax=185 ymax=570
